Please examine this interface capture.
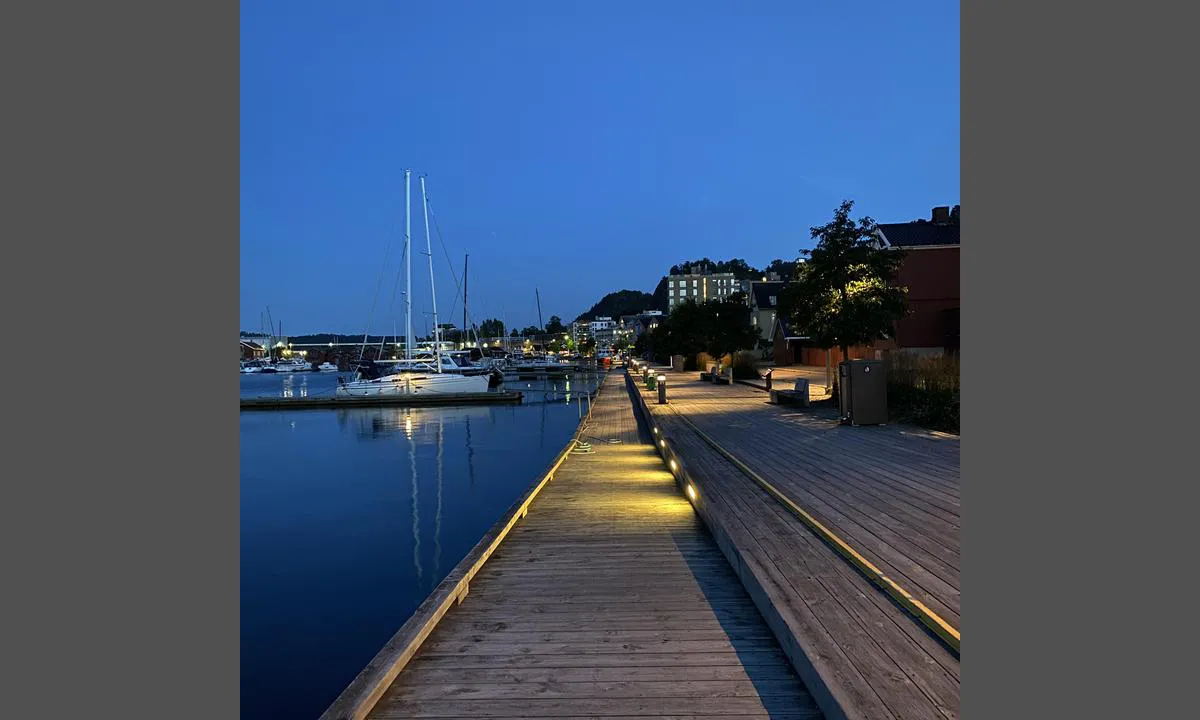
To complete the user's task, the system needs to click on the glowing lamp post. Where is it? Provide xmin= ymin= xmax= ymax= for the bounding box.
xmin=657 ymin=374 xmax=667 ymax=404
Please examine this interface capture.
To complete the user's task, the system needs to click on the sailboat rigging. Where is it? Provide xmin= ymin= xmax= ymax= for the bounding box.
xmin=336 ymin=171 xmax=491 ymax=396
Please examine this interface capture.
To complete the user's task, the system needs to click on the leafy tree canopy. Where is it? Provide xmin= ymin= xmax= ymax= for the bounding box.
xmin=777 ymin=200 xmax=908 ymax=357
xmin=640 ymin=296 xmax=758 ymax=362
xmin=668 ymin=258 xmax=762 ymax=280
xmin=478 ymin=318 xmax=506 ymax=338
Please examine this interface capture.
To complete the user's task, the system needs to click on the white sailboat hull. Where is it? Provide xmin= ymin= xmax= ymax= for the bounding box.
xmin=335 ymin=372 xmax=490 ymax=397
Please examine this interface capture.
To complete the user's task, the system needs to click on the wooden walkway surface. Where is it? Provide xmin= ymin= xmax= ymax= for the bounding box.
xmin=632 ymin=370 xmax=960 ymax=720
xmin=651 ymin=372 xmax=960 ymax=628
xmin=347 ymin=372 xmax=825 ymax=719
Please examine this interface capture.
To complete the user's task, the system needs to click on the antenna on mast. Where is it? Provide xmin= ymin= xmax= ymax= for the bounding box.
xmin=405 ymin=169 xmax=413 ymax=360
xmin=463 ymin=253 xmax=469 ymax=348
xmin=420 ymin=174 xmax=441 ymax=372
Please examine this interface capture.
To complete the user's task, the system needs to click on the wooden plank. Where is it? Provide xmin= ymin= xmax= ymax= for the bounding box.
xmin=395 ymin=664 xmax=799 ymax=683
xmin=389 ymin=679 xmax=808 ymax=700
xmin=373 ymin=697 xmax=824 ymax=718
xmin=400 ymin=650 xmax=792 ymax=670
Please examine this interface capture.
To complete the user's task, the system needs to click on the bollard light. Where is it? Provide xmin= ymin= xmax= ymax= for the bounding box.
xmin=657 ymin=374 xmax=667 ymax=404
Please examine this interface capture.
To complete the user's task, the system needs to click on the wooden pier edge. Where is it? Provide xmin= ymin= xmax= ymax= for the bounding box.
xmin=317 ymin=375 xmax=608 ymax=720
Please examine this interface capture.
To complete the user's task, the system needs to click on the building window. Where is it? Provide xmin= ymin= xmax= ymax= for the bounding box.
xmin=692 ymin=280 xmax=698 ymax=287
xmin=769 ymin=296 xmax=776 ymax=306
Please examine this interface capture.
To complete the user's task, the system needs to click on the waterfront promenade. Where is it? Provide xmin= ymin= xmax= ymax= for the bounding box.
xmin=322 ymin=371 xmax=824 ymax=719
xmin=631 ymin=367 xmax=960 ymax=720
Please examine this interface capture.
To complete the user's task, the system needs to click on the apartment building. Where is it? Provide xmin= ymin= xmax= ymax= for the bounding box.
xmin=665 ymin=272 xmax=740 ymax=310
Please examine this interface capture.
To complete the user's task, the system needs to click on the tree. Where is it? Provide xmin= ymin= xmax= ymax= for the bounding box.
xmin=701 ymin=297 xmax=759 ymax=360
xmin=520 ymin=325 xmax=542 ymax=337
xmin=545 ymin=315 xmax=566 ymax=334
xmin=479 ymin=318 xmax=505 ymax=339
xmin=764 ymin=258 xmax=800 ymax=281
xmin=670 ymin=258 xmax=762 ymax=280
xmin=778 ymin=200 xmax=908 ymax=363
xmin=510 ymin=329 xmax=520 ymax=337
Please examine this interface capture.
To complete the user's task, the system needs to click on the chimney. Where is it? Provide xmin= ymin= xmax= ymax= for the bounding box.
xmin=950 ymin=205 xmax=960 ymax=223
xmin=932 ymin=206 xmax=951 ymax=224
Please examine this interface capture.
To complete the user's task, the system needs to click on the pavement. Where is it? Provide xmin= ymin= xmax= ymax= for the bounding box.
xmin=742 ymin=364 xmax=835 ymax=398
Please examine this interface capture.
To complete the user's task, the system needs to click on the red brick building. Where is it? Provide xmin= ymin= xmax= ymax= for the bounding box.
xmin=873 ymin=205 xmax=960 ymax=355
xmin=772 ymin=205 xmax=960 ymax=365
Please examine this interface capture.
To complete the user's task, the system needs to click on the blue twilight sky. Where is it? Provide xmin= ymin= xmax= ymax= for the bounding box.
xmin=240 ymin=0 xmax=959 ymax=336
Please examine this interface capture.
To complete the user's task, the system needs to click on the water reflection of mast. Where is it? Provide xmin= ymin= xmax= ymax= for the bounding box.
xmin=465 ymin=415 xmax=476 ymax=488
xmin=408 ymin=410 xmax=422 ymax=584
xmin=433 ymin=414 xmax=443 ymax=580
xmin=539 ymin=382 xmax=547 ymax=450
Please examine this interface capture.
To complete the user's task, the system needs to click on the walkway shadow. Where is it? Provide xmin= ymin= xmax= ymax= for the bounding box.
xmin=621 ymin=371 xmax=821 ymax=719
xmin=670 ymin=529 xmax=823 ymax=719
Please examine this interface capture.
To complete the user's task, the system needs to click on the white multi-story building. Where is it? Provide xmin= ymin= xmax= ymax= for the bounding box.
xmin=665 ymin=272 xmax=740 ymax=310
xmin=588 ymin=316 xmax=617 ymax=348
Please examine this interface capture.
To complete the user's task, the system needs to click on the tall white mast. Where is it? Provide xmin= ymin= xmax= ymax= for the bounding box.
xmin=404 ymin=169 xmax=413 ymax=360
xmin=420 ymin=174 xmax=442 ymax=373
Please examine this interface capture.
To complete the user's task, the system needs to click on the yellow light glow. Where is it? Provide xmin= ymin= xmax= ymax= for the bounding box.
xmin=652 ymin=427 xmax=658 ymax=434
xmin=659 ymin=439 xmax=665 ymax=448
xmin=669 ymin=459 xmax=678 ymax=472
xmin=686 ymin=484 xmax=697 ymax=501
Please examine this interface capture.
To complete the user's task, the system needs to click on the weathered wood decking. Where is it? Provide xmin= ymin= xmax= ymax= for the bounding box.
xmin=632 ymin=369 xmax=960 ymax=720
xmin=323 ymin=372 xmax=824 ymax=719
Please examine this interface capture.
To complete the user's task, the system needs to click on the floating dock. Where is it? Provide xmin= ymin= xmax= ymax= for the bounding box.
xmin=239 ymin=390 xmax=523 ymax=411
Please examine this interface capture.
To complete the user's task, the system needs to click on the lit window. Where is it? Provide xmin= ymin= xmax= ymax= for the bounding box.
xmin=692 ymin=280 xmax=698 ymax=287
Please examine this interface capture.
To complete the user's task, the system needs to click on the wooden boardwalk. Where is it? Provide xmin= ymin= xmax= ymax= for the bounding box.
xmin=632 ymin=369 xmax=960 ymax=720
xmin=325 ymin=372 xmax=824 ymax=719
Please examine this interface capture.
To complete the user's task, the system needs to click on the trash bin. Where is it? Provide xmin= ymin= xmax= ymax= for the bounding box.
xmin=838 ymin=360 xmax=887 ymax=425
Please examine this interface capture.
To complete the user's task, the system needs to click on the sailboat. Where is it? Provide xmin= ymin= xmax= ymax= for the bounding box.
xmin=336 ymin=171 xmax=491 ymax=397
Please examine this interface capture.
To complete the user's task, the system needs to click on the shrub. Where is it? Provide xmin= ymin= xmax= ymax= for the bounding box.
xmin=731 ymin=351 xmax=761 ymax=379
xmin=885 ymin=352 xmax=960 ymax=433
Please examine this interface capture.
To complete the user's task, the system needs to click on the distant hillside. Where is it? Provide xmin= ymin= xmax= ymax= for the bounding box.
xmin=573 ymin=290 xmax=657 ymax=323
xmin=650 ymin=277 xmax=669 ymax=312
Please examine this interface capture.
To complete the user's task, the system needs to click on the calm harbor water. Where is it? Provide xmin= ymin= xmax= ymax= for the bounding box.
xmin=240 ymin=370 xmax=604 ymax=719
